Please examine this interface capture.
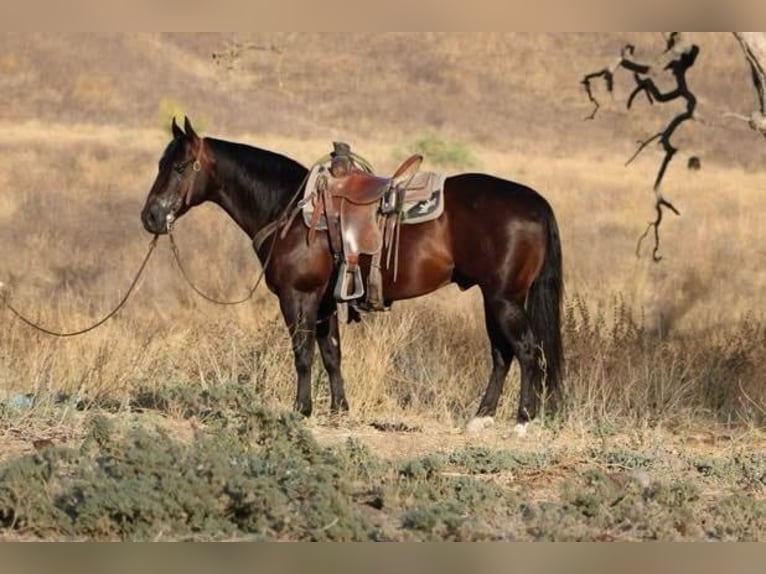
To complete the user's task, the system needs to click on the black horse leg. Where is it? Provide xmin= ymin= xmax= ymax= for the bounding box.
xmin=279 ymin=291 xmax=320 ymax=417
xmin=502 ymin=303 xmax=543 ymax=426
xmin=485 ymin=297 xmax=543 ymax=431
xmin=475 ymin=296 xmax=514 ymax=417
xmin=316 ymin=302 xmax=349 ymax=413
xmin=512 ymin=325 xmax=542 ymax=425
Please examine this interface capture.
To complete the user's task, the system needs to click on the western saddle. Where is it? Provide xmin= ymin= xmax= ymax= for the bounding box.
xmin=307 ymin=142 xmax=425 ymax=313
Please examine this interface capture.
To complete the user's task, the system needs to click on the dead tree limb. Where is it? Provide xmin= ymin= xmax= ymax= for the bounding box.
xmin=582 ymin=33 xmax=699 ymax=262
xmin=729 ymin=32 xmax=766 ymax=136
xmin=581 ymin=69 xmax=612 ymax=120
xmin=581 ymin=46 xmax=636 ymax=120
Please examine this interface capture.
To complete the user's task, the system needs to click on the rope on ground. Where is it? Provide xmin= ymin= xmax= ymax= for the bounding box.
xmin=0 ymin=235 xmax=159 ymax=337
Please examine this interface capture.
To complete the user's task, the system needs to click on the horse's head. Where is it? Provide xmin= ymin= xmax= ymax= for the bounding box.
xmin=141 ymin=116 xmax=214 ymax=235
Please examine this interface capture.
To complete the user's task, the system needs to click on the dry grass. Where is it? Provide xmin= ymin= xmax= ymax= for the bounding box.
xmin=0 ymin=130 xmax=762 ymax=462
xmin=0 ymin=33 xmax=763 ymax=540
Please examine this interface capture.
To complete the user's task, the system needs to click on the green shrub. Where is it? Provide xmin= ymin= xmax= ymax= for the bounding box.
xmin=404 ymin=133 xmax=476 ymax=169
xmin=0 ymin=407 xmax=370 ymax=541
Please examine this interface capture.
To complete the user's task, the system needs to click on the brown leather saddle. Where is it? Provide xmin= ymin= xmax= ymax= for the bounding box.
xmin=307 ymin=146 xmax=423 ymax=310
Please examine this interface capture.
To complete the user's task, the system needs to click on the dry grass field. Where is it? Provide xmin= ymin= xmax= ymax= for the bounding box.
xmin=0 ymin=33 xmax=763 ymax=540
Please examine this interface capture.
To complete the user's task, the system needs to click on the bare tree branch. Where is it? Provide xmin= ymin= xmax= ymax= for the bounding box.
xmin=581 ymin=68 xmax=614 ymax=120
xmin=636 ymin=197 xmax=681 ymax=262
xmin=580 ymin=46 xmax=636 ymax=120
xmin=730 ymin=32 xmax=766 ymax=137
xmin=582 ymin=33 xmax=699 ymax=261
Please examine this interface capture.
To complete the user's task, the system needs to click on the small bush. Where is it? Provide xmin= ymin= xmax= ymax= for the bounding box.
xmin=405 ymin=133 xmax=476 ymax=169
xmin=447 ymin=446 xmax=551 ymax=475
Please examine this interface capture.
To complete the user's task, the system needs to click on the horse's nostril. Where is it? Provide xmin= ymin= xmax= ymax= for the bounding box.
xmin=142 ymin=204 xmax=163 ymax=232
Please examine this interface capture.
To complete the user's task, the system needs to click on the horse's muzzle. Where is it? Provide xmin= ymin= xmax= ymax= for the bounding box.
xmin=141 ymin=202 xmax=169 ymax=235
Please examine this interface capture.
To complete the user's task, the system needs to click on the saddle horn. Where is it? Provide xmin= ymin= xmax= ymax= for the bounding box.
xmin=391 ymin=154 xmax=423 ymax=182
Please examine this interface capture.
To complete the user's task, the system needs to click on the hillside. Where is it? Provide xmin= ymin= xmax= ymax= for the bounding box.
xmin=0 ymin=33 xmax=761 ymax=166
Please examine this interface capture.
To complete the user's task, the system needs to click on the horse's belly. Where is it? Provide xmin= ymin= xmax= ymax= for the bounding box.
xmin=378 ymin=231 xmax=454 ymax=300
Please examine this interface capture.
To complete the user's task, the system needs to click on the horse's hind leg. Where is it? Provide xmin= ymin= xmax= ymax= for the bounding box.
xmin=502 ymin=301 xmax=543 ymax=433
xmin=481 ymin=296 xmax=543 ymax=436
xmin=468 ymin=298 xmax=515 ymax=432
xmin=316 ymin=301 xmax=349 ymax=414
xmin=279 ymin=290 xmax=321 ymax=417
xmin=477 ymin=302 xmax=516 ymax=416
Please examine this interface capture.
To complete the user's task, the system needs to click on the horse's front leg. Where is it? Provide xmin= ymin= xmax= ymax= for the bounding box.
xmin=279 ymin=290 xmax=321 ymax=417
xmin=316 ymin=300 xmax=349 ymax=414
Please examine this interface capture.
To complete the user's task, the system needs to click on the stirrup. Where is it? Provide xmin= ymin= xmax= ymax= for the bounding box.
xmin=334 ymin=261 xmax=365 ymax=301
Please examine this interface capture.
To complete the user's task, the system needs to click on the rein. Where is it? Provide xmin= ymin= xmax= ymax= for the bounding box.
xmin=1 ymin=235 xmax=159 ymax=337
xmin=168 ymin=230 xmax=275 ymax=306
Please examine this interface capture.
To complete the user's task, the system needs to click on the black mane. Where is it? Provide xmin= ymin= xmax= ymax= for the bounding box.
xmin=207 ymin=138 xmax=309 ymax=228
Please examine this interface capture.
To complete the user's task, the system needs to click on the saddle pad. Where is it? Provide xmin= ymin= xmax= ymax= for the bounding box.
xmin=400 ymin=173 xmax=446 ymax=225
xmin=302 ymin=164 xmax=330 ymax=230
xmin=302 ymin=166 xmax=446 ymax=229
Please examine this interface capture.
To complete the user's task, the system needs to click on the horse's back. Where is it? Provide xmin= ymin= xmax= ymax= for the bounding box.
xmin=443 ymin=173 xmax=554 ymax=295
xmin=445 ymin=173 xmax=554 ymax=218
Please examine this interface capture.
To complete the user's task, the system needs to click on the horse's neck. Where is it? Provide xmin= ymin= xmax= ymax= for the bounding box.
xmin=210 ymin=151 xmax=304 ymax=241
xmin=212 ymin=185 xmax=291 ymax=241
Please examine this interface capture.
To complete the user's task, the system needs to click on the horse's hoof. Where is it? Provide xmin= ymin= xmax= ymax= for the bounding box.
xmin=466 ymin=416 xmax=495 ymax=433
xmin=294 ymin=405 xmax=312 ymax=418
xmin=513 ymin=422 xmax=528 ymax=438
xmin=330 ymin=399 xmax=350 ymax=414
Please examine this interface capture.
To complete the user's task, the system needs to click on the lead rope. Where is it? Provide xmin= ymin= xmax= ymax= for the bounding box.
xmin=165 ymin=165 xmax=311 ymax=307
xmin=0 ymin=235 xmax=159 ymax=337
xmin=167 ymin=230 xmax=275 ymax=306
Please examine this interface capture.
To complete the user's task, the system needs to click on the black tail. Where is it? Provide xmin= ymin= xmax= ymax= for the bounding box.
xmin=526 ymin=209 xmax=564 ymax=405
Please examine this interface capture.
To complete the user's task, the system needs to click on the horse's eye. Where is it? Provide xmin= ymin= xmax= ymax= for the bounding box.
xmin=173 ymin=162 xmax=186 ymax=174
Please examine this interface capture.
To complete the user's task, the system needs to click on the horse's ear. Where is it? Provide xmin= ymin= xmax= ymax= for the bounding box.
xmin=171 ymin=116 xmax=184 ymax=140
xmin=183 ymin=116 xmax=200 ymax=144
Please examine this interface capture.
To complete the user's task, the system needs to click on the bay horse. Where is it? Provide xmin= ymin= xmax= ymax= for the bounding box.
xmin=141 ymin=117 xmax=564 ymax=434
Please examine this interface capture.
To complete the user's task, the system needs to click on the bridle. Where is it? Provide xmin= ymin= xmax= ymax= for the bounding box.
xmin=165 ymin=142 xmax=205 ymax=232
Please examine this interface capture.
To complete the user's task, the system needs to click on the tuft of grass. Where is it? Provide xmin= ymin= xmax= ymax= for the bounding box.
xmin=561 ymin=293 xmax=766 ymax=428
xmin=447 ymin=446 xmax=552 ymax=475
xmin=70 ymin=73 xmax=121 ymax=110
